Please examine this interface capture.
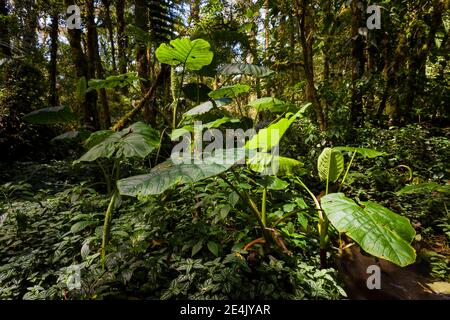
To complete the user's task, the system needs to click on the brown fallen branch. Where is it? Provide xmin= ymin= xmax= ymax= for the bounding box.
xmin=111 ymin=65 xmax=169 ymax=132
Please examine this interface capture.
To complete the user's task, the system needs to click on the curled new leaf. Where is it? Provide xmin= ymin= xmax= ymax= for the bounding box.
xmin=317 ymin=148 xmax=344 ymax=183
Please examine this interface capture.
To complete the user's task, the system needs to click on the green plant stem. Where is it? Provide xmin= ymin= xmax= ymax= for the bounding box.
xmin=101 ymin=190 xmax=118 ymax=270
xmin=296 ymin=177 xmax=328 ymax=268
xmin=154 ymin=127 xmax=169 ymax=167
xmin=219 ymin=174 xmax=270 ymax=243
xmin=338 ymin=150 xmax=357 ymax=192
xmin=261 ymin=188 xmax=267 ymax=227
xmin=173 ymin=67 xmax=186 ymax=129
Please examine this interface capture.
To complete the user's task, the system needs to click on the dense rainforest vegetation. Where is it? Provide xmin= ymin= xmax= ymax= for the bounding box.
xmin=0 ymin=0 xmax=449 ymax=301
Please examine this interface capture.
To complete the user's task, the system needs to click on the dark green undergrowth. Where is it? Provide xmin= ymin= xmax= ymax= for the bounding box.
xmin=1 ymin=124 xmax=449 ymax=299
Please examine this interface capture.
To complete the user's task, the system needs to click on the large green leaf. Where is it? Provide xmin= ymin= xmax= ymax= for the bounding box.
xmin=83 ymin=130 xmax=114 ymax=149
xmin=246 ymin=109 xmax=303 ymax=152
xmin=247 ymin=152 xmax=303 ymax=176
xmin=333 ymin=147 xmax=387 ymax=158
xmin=74 ymin=122 xmax=160 ymax=164
xmin=23 ymin=106 xmax=77 ymax=124
xmin=321 ymin=193 xmax=416 ymax=267
xmin=248 ymin=97 xmax=295 ymax=113
xmin=218 ymin=63 xmax=274 ymax=77
xmin=117 ymin=149 xmax=245 ymax=197
xmin=208 ymin=84 xmax=251 ymax=99
xmin=184 ymin=98 xmax=232 ymax=116
xmin=317 ymin=148 xmax=345 ymax=183
xmin=155 ymin=38 xmax=214 ymax=71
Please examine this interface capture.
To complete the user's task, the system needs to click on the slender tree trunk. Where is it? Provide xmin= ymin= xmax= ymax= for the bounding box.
xmin=190 ymin=0 xmax=200 ymax=25
xmin=0 ymin=0 xmax=11 ymax=57
xmin=350 ymin=0 xmax=366 ymax=127
xmin=135 ymin=0 xmax=153 ymax=124
xmin=116 ymin=0 xmax=128 ymax=75
xmin=378 ymin=32 xmax=407 ymax=123
xmin=48 ymin=11 xmax=59 ymax=107
xmin=296 ymin=0 xmax=326 ymax=131
xmin=264 ymin=0 xmax=270 ymax=61
xmin=94 ymin=25 xmax=112 ymax=129
xmin=22 ymin=0 xmax=38 ymax=55
xmin=64 ymin=0 xmax=100 ymax=130
xmin=404 ymin=0 xmax=444 ymax=122
xmin=102 ymin=0 xmax=117 ymax=72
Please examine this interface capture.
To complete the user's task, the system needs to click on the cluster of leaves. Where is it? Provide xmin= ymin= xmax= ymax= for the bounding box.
xmin=0 ymin=161 xmax=347 ymax=300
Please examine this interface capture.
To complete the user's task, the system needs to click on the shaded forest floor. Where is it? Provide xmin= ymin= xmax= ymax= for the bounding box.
xmin=1 ymin=124 xmax=449 ymax=299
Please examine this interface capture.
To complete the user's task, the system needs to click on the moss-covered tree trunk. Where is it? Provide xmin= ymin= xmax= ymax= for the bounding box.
xmin=297 ymin=0 xmax=326 ymax=131
xmin=65 ymin=0 xmax=100 ymax=130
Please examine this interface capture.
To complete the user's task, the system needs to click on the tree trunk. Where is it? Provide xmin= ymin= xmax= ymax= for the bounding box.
xmin=65 ymin=0 xmax=100 ymax=130
xmin=0 ymin=0 xmax=11 ymax=57
xmin=350 ymin=0 xmax=366 ymax=127
xmin=21 ymin=0 xmax=38 ymax=55
xmin=297 ymin=0 xmax=326 ymax=131
xmin=48 ymin=11 xmax=59 ymax=107
xmin=135 ymin=0 xmax=153 ymax=124
xmin=190 ymin=0 xmax=200 ymax=25
xmin=94 ymin=23 xmax=112 ymax=129
xmin=116 ymin=0 xmax=128 ymax=75
xmin=404 ymin=0 xmax=444 ymax=122
xmin=264 ymin=0 xmax=270 ymax=61
xmin=102 ymin=0 xmax=117 ymax=72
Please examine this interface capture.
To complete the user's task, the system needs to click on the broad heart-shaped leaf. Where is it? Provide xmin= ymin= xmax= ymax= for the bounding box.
xmin=247 ymin=152 xmax=303 ymax=176
xmin=155 ymin=38 xmax=213 ymax=71
xmin=333 ymin=147 xmax=387 ymax=158
xmin=218 ymin=63 xmax=274 ymax=78
xmin=74 ymin=122 xmax=160 ymax=164
xmin=117 ymin=149 xmax=246 ymax=197
xmin=321 ymin=193 xmax=416 ymax=267
xmin=208 ymin=84 xmax=251 ymax=99
xmin=23 ymin=106 xmax=77 ymax=124
xmin=184 ymin=98 xmax=232 ymax=116
xmin=361 ymin=201 xmax=415 ymax=243
xmin=317 ymin=148 xmax=345 ymax=183
xmin=83 ymin=130 xmax=114 ymax=149
xmin=248 ymin=97 xmax=295 ymax=113
xmin=245 ymin=109 xmax=303 ymax=152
